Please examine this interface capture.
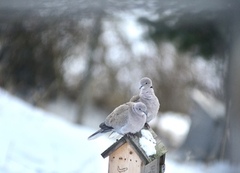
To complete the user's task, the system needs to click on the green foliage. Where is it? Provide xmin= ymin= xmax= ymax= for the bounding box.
xmin=138 ymin=13 xmax=226 ymax=59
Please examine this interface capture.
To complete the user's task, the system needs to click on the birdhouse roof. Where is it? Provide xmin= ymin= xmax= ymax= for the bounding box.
xmin=101 ymin=127 xmax=167 ymax=165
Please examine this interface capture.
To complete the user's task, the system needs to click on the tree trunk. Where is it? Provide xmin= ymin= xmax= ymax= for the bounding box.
xmin=222 ymin=9 xmax=240 ymax=164
xmin=75 ymin=3 xmax=105 ymax=124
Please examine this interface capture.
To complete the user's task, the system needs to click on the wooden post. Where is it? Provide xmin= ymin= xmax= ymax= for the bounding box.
xmin=159 ymin=154 xmax=166 ymax=173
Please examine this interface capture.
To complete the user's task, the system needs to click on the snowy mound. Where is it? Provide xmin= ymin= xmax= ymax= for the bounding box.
xmin=0 ymin=89 xmax=111 ymax=173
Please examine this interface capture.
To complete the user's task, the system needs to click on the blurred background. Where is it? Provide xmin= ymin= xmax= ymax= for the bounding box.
xmin=0 ymin=0 xmax=240 ymax=172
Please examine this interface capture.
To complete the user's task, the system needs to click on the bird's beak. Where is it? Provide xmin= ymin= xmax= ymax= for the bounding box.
xmin=139 ymin=85 xmax=143 ymax=89
xmin=143 ymin=111 xmax=148 ymax=116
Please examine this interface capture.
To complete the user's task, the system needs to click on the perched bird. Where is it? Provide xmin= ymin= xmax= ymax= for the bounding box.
xmin=88 ymin=102 xmax=147 ymax=140
xmin=130 ymin=77 xmax=160 ymax=123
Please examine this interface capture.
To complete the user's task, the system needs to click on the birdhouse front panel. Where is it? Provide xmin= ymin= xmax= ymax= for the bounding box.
xmin=109 ymin=143 xmax=143 ymax=173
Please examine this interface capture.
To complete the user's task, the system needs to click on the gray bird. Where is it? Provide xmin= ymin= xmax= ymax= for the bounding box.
xmin=130 ymin=77 xmax=160 ymax=123
xmin=88 ymin=102 xmax=147 ymax=140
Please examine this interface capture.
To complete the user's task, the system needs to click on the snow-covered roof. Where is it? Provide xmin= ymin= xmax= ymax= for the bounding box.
xmin=101 ymin=128 xmax=167 ymax=165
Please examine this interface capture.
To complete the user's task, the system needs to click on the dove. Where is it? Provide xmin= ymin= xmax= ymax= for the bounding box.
xmin=88 ymin=102 xmax=147 ymax=140
xmin=130 ymin=77 xmax=160 ymax=123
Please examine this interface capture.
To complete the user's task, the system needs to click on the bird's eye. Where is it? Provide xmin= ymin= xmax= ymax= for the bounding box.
xmin=145 ymin=82 xmax=147 ymax=84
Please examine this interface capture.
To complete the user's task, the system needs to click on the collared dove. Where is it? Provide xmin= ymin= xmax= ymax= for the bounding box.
xmin=88 ymin=102 xmax=147 ymax=140
xmin=130 ymin=77 xmax=160 ymax=123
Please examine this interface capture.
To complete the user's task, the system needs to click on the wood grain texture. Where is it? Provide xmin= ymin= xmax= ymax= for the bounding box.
xmin=109 ymin=143 xmax=143 ymax=173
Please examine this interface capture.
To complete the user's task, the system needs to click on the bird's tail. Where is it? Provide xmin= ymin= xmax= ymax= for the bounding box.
xmin=88 ymin=124 xmax=113 ymax=140
xmin=88 ymin=129 xmax=106 ymax=140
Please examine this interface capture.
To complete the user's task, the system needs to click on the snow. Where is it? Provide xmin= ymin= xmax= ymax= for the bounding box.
xmin=166 ymin=159 xmax=240 ymax=173
xmin=158 ymin=112 xmax=191 ymax=138
xmin=0 ymin=88 xmax=239 ymax=173
xmin=139 ymin=129 xmax=156 ymax=156
xmin=150 ymin=111 xmax=191 ymax=148
xmin=0 ymin=88 xmax=111 ymax=173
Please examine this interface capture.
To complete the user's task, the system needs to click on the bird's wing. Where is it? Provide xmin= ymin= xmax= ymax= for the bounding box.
xmin=105 ymin=103 xmax=132 ymax=129
xmin=130 ymin=95 xmax=140 ymax=102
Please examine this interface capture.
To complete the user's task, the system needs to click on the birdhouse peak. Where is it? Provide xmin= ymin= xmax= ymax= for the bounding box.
xmin=101 ymin=127 xmax=167 ymax=164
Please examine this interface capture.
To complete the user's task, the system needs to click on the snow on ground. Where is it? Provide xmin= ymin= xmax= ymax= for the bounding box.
xmin=0 ymin=88 xmax=239 ymax=173
xmin=149 ymin=111 xmax=191 ymax=148
xmin=166 ymin=159 xmax=240 ymax=173
xmin=0 ymin=88 xmax=111 ymax=173
xmin=157 ymin=112 xmax=191 ymax=139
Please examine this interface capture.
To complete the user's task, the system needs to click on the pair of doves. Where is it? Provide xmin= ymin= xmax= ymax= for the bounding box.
xmin=88 ymin=77 xmax=160 ymax=140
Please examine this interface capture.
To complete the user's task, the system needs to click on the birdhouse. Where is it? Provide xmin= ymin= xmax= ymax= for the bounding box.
xmin=101 ymin=128 xmax=167 ymax=173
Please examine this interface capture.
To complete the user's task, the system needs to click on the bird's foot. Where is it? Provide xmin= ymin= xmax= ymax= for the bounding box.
xmin=126 ymin=132 xmax=142 ymax=139
xmin=126 ymin=133 xmax=135 ymax=138
xmin=144 ymin=123 xmax=151 ymax=129
xmin=134 ymin=131 xmax=142 ymax=138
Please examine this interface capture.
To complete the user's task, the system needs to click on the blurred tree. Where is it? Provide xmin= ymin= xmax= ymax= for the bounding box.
xmin=221 ymin=10 xmax=240 ymax=164
xmin=138 ymin=12 xmax=227 ymax=59
xmin=0 ymin=16 xmax=84 ymax=103
xmin=0 ymin=20 xmax=57 ymax=99
xmin=138 ymin=4 xmax=240 ymax=164
xmin=76 ymin=2 xmax=105 ymax=124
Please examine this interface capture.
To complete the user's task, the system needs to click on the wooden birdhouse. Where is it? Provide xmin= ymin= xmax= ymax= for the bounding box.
xmin=101 ymin=128 xmax=167 ymax=173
